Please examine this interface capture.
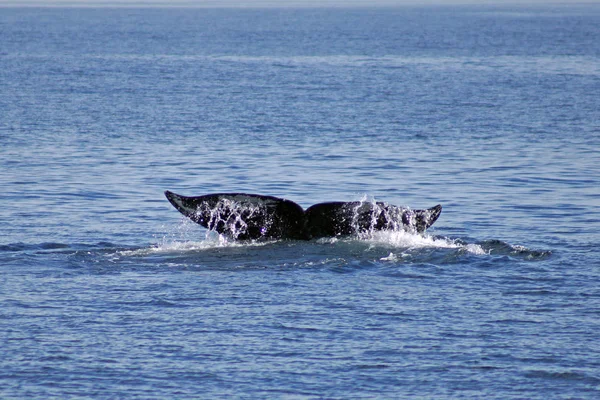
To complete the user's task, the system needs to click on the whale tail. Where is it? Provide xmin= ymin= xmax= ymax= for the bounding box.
xmin=411 ymin=204 xmax=442 ymax=233
xmin=165 ymin=191 xmax=441 ymax=241
xmin=164 ymin=191 xmax=306 ymax=240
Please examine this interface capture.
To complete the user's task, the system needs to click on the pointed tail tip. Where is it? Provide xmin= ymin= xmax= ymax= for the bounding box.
xmin=164 ymin=190 xmax=182 ymax=206
xmin=427 ymin=204 xmax=442 ymax=228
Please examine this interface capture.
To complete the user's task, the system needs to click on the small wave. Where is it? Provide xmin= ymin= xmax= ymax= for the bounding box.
xmin=367 ymin=232 xmax=552 ymax=262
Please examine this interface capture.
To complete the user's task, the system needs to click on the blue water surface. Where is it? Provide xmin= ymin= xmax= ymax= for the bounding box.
xmin=1 ymin=4 xmax=600 ymax=399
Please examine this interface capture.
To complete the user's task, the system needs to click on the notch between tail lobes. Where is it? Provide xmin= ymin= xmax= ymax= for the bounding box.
xmin=165 ymin=191 xmax=441 ymax=241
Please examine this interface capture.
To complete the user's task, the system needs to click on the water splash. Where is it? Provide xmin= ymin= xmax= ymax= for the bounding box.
xmin=197 ymin=197 xmax=273 ymax=240
xmin=336 ymin=194 xmax=442 ymax=236
xmin=136 ymin=210 xmax=548 ymax=263
xmin=359 ymin=230 xmax=487 ymax=256
xmin=125 ymin=217 xmax=274 ymax=257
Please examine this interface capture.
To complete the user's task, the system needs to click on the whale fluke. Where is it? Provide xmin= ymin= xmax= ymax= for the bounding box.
xmin=164 ymin=191 xmax=306 ymax=240
xmin=165 ymin=191 xmax=441 ymax=241
xmin=304 ymin=201 xmax=442 ymax=238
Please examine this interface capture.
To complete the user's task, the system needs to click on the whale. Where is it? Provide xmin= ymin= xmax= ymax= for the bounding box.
xmin=165 ymin=190 xmax=441 ymax=241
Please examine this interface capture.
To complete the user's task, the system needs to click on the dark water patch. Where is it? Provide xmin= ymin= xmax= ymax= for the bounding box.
xmin=38 ymin=355 xmax=73 ymax=362
xmin=502 ymin=288 xmax=559 ymax=296
xmin=491 ymin=318 xmax=544 ymax=325
xmin=478 ymin=239 xmax=552 ymax=260
xmin=378 ymin=268 xmax=437 ymax=280
xmin=58 ymin=191 xmax=122 ymax=200
xmin=0 ymin=243 xmax=30 ymax=252
xmin=355 ymin=363 xmax=392 ymax=370
xmin=523 ymin=368 xmax=600 ymax=384
xmin=112 ymin=297 xmax=182 ymax=309
xmin=275 ymin=323 xmax=323 ymax=333
xmin=0 ymin=241 xmax=124 ymax=255
xmin=0 ymin=242 xmax=70 ymax=252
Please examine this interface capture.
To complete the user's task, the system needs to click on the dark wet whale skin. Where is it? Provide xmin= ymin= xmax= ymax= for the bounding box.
xmin=165 ymin=191 xmax=442 ymax=241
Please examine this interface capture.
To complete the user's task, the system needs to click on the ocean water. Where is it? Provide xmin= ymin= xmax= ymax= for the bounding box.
xmin=1 ymin=4 xmax=600 ymax=398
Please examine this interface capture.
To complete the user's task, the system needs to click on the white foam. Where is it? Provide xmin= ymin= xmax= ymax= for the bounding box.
xmin=380 ymin=252 xmax=401 ymax=261
xmin=463 ymin=243 xmax=488 ymax=255
xmin=363 ymin=230 xmax=488 ymax=255
xmin=118 ymin=218 xmax=274 ymax=257
xmin=120 ymin=234 xmax=274 ymax=257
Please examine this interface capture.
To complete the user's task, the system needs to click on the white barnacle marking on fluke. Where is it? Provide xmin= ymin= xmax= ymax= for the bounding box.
xmin=165 ymin=191 xmax=441 ymax=241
